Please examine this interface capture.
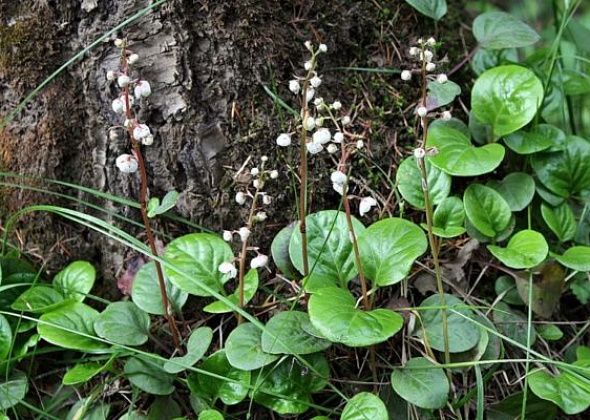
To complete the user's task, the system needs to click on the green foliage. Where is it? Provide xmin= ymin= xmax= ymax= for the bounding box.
xmin=504 ymin=124 xmax=565 ymax=155
xmin=541 ymin=202 xmax=577 ymax=242
xmin=487 ymin=230 xmax=548 ymax=269
xmin=556 ymin=246 xmax=590 ymax=271
xmin=430 ymin=196 xmax=466 ymax=237
xmin=341 ymin=392 xmax=388 ymax=420
xmin=391 ymin=357 xmax=449 ymax=409
xmin=396 ymin=156 xmax=451 ymax=209
xmin=203 ymin=268 xmax=258 ymax=313
xmin=132 ymin=261 xmax=188 ymax=315
xmin=0 ymin=371 xmax=28 ymax=410
xmin=473 ymin=11 xmax=540 ymax=49
xmin=164 ymin=327 xmax=213 ymax=373
xmin=225 ymin=323 xmax=279 ymax=371
xmin=52 ymin=261 xmax=95 ymax=302
xmin=260 ymin=311 xmax=331 ymax=355
xmin=404 ymin=0 xmax=447 ymax=20
xmin=94 ymin=301 xmax=151 ymax=346
xmin=147 ymin=191 xmax=179 ymax=218
xmin=487 ymin=172 xmax=535 ymax=212
xmin=464 ymin=184 xmax=512 ymax=238
xmin=124 ymin=356 xmax=175 ymax=395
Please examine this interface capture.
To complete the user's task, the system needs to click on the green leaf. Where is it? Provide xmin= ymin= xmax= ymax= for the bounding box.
xmin=225 ymin=323 xmax=278 ymax=371
xmin=391 ymin=357 xmax=449 ymax=409
xmin=465 ymin=214 xmax=516 ymax=243
xmin=431 ymin=196 xmax=466 ymax=238
xmin=164 ymin=233 xmax=234 ymax=297
xmin=203 ymin=269 xmax=258 ymax=314
xmin=556 ymin=246 xmax=590 ymax=272
xmin=308 ymin=287 xmax=403 ymax=347
xmin=504 ymin=124 xmax=565 ymax=155
xmin=487 ymin=172 xmax=535 ymax=212
xmin=164 ymin=327 xmax=213 ymax=373
xmin=132 ymin=261 xmax=188 ymax=315
xmin=124 ymin=356 xmax=175 ymax=395
xmin=198 ymin=410 xmax=224 ymax=420
xmin=38 ymin=302 xmax=109 ymax=353
xmin=532 ymin=136 xmax=590 ymax=198
xmin=53 ymin=261 xmax=95 ymax=302
xmin=0 ymin=315 xmax=12 ymax=361
xmin=416 ymin=294 xmax=481 ymax=353
xmin=514 ymin=262 xmax=565 ymax=318
xmin=341 ymin=392 xmax=388 ymax=420
xmin=271 ymin=224 xmax=299 ymax=279
xmin=464 ymin=184 xmax=512 ymax=238
xmin=404 ymin=0 xmax=447 ymax=20
xmin=358 ymin=218 xmax=427 ymax=286
xmin=250 ymin=354 xmax=329 ymax=415
xmin=541 ymin=202 xmax=577 ymax=242
xmin=537 ymin=324 xmax=563 ymax=341
xmin=396 ymin=156 xmax=451 ymax=209
xmin=487 ymin=230 xmax=548 ymax=269
xmin=94 ymin=301 xmax=150 ymax=346
xmin=11 ymin=286 xmax=65 ymax=313
xmin=147 ymin=197 xmax=160 ymax=218
xmin=289 ymin=210 xmax=365 ymax=290
xmin=148 ymin=397 xmax=181 ymax=420
xmin=261 ymin=311 xmax=331 ymax=355
xmin=0 ymin=371 xmax=27 ymax=410
xmin=563 ymin=69 xmax=590 ymax=95
xmin=495 ymin=275 xmax=524 ymax=305
xmin=426 ymin=80 xmax=461 ymax=110
xmin=471 ymin=65 xmax=543 ymax=138
xmin=426 ymin=119 xmax=505 ymax=176
xmin=189 ymin=350 xmax=250 ymax=405
xmin=487 ymin=391 xmax=558 ymax=420
xmin=471 ymin=47 xmax=518 ymax=76
xmin=492 ymin=302 xmax=536 ymax=347
xmin=148 ymin=191 xmax=180 ymax=218
xmin=473 ymin=11 xmax=540 ymax=49
xmin=63 ymin=362 xmax=106 ymax=385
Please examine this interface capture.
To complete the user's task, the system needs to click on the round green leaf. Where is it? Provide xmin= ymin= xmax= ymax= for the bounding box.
xmin=0 ymin=315 xmax=12 ymax=361
xmin=261 ymin=311 xmax=331 ymax=355
xmin=504 ymin=124 xmax=565 ymax=155
xmin=473 ymin=11 xmax=540 ymax=49
xmin=164 ymin=233 xmax=234 ymax=297
xmin=487 ymin=230 xmax=548 ymax=269
xmin=537 ymin=324 xmax=563 ymax=341
xmin=426 ymin=80 xmax=461 ymax=110
xmin=531 ymin=135 xmax=590 ymax=198
xmin=38 ymin=302 xmax=109 ymax=353
xmin=52 ymin=261 xmax=95 ymax=302
xmin=495 ymin=275 xmax=524 ymax=305
xmin=0 ymin=371 xmax=27 ymax=410
xmin=471 ymin=47 xmax=518 ymax=76
xmin=341 ymin=392 xmax=388 ymax=420
xmin=396 ymin=156 xmax=451 ymax=209
xmin=225 ymin=323 xmax=278 ymax=371
xmin=11 ymin=286 xmax=65 ymax=314
xmin=426 ymin=119 xmax=505 ymax=176
xmin=541 ymin=202 xmax=576 ymax=242
xmin=416 ymin=294 xmax=480 ymax=353
xmin=271 ymin=224 xmax=299 ymax=279
xmin=431 ymin=196 xmax=465 ymax=238
xmin=164 ymin=327 xmax=213 ymax=373
xmin=471 ymin=65 xmax=543 ymax=138
xmin=492 ymin=302 xmax=536 ymax=347
xmin=464 ymin=184 xmax=512 ymax=238
xmin=132 ymin=261 xmax=188 ymax=315
xmin=556 ymin=246 xmax=590 ymax=272
xmin=94 ymin=301 xmax=150 ymax=346
xmin=404 ymin=0 xmax=447 ymax=20
xmin=203 ymin=268 xmax=258 ymax=314
xmin=487 ymin=172 xmax=535 ymax=212
xmin=63 ymin=362 xmax=106 ymax=385
xmin=391 ymin=357 xmax=449 ymax=409
xmin=308 ymin=287 xmax=403 ymax=347
xmin=358 ymin=218 xmax=427 ymax=286
xmin=289 ymin=210 xmax=365 ymax=290
xmin=124 ymin=356 xmax=175 ymax=395
xmin=198 ymin=410 xmax=224 ymax=420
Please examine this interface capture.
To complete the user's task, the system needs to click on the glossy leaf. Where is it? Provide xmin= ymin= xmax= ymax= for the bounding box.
xmin=471 ymin=65 xmax=543 ymax=138
xmin=147 ymin=191 xmax=179 ymax=218
xmin=541 ymin=202 xmax=576 ymax=242
xmin=53 ymin=261 xmax=95 ymax=302
xmin=198 ymin=410 xmax=224 ymax=420
xmin=391 ymin=357 xmax=449 ymax=409
xmin=124 ymin=356 xmax=175 ymax=395
xmin=94 ymin=301 xmax=150 ymax=346
xmin=471 ymin=48 xmax=518 ymax=76
xmin=487 ymin=230 xmax=548 ymax=269
xmin=226 ymin=323 xmax=278 ymax=371
xmin=0 ymin=371 xmax=27 ymax=410
xmin=431 ymin=196 xmax=466 ymax=238
xmin=308 ymin=287 xmax=403 ymax=347
xmin=203 ymin=269 xmax=258 ymax=314
xmin=132 ymin=261 xmax=188 ymax=315
xmin=426 ymin=80 xmax=461 ymax=111
xmin=11 ymin=286 xmax=65 ymax=313
xmin=270 ymin=224 xmax=299 ymax=279
xmin=464 ymin=184 xmax=512 ymax=238
xmin=487 ymin=172 xmax=535 ymax=212
xmin=504 ymin=124 xmax=565 ymax=155
xmin=0 ymin=315 xmax=12 ymax=362
xmin=426 ymin=119 xmax=505 ymax=176
xmin=341 ymin=392 xmax=388 ymax=420
xmin=261 ymin=311 xmax=331 ymax=355
xmin=63 ymin=362 xmax=106 ymax=385
xmin=556 ymin=246 xmax=590 ymax=272
xmin=396 ymin=156 xmax=451 ymax=209
xmin=404 ymin=0 xmax=446 ymax=20
xmin=164 ymin=327 xmax=213 ymax=373
xmin=164 ymin=233 xmax=234 ymax=297
xmin=473 ymin=11 xmax=540 ymax=49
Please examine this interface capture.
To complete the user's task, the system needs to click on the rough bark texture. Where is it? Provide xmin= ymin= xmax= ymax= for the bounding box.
xmin=0 ymin=0 xmax=471 ymax=290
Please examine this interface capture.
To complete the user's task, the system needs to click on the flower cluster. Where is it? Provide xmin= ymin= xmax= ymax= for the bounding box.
xmin=107 ymin=38 xmax=153 ymax=173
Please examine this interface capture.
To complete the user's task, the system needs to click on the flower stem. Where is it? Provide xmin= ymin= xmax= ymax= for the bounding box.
xmin=298 ymin=81 xmax=310 ymax=277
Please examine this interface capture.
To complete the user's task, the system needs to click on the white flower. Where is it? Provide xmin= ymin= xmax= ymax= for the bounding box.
xmin=304 ymin=116 xmax=316 ymax=131
xmin=315 ymin=117 xmax=324 ymax=127
xmin=254 ymin=211 xmax=267 ymax=221
xmin=332 ymin=183 xmax=344 ymax=195
xmin=342 ymin=115 xmax=351 ymax=126
xmin=250 ymin=167 xmax=259 ymax=176
xmin=115 ymin=154 xmax=138 ymax=173
xmin=261 ymin=155 xmax=268 ymax=162
xmin=313 ymin=97 xmax=324 ymax=107
xmin=276 ymin=133 xmax=291 ymax=147
xmin=423 ymin=50 xmax=434 ymax=62
xmin=332 ymin=100 xmax=342 ymax=110
xmin=413 ymin=147 xmax=426 ymax=159
xmin=425 ymin=62 xmax=436 ymax=72
xmin=218 ymin=261 xmax=237 ymax=278
xmin=437 ymin=73 xmax=448 ymax=84
xmin=333 ymin=132 xmax=344 ymax=143
xmin=331 ymin=170 xmax=347 ymax=185
xmin=253 ymin=179 xmax=262 ymax=189
xmin=270 ymin=170 xmax=279 ymax=179
xmin=111 ymin=98 xmax=125 ymax=114
xmin=417 ymin=106 xmax=428 ymax=117
xmin=114 ymin=38 xmax=124 ymax=48
xmin=306 ymin=142 xmax=323 ymax=155
xmin=359 ymin=197 xmax=377 ymax=217
xmin=401 ymin=70 xmax=412 ymax=81
xmin=304 ymin=60 xmax=312 ymax=71
xmin=304 ymin=40 xmax=313 ymax=51
xmin=106 ymin=70 xmax=116 ymax=81
xmin=319 ymin=43 xmax=328 ymax=53
xmin=310 ymin=75 xmax=322 ymax=88
xmin=441 ymin=110 xmax=452 ymax=121
xmin=312 ymin=128 xmax=331 ymax=145
xmin=223 ymin=230 xmax=233 ymax=242
xmin=124 ymin=118 xmax=133 ymax=128
xmin=238 ymin=227 xmax=251 ymax=242
xmin=305 ymin=87 xmax=315 ymax=103
xmin=289 ymin=79 xmax=300 ymax=94
xmin=250 ymin=254 xmax=269 ymax=269
xmin=134 ymin=81 xmax=152 ymax=99
xmin=426 ymin=37 xmax=436 ymax=46
xmin=235 ymin=191 xmax=247 ymax=205
xmin=263 ymin=195 xmax=272 ymax=205
xmin=417 ymin=37 xmax=424 ymax=44
xmin=409 ymin=47 xmax=419 ymax=56
xmin=327 ymin=144 xmax=338 ymax=154
xmin=142 ymin=134 xmax=154 ymax=146
xmin=117 ymin=74 xmax=131 ymax=88
xmin=128 ymin=53 xmax=139 ymax=65
xmin=133 ymin=124 xmax=151 ymax=140
xmin=356 ymin=140 xmax=364 ymax=149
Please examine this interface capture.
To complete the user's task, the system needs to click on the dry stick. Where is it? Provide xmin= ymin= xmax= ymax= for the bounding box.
xmin=121 ymin=43 xmax=181 ymax=351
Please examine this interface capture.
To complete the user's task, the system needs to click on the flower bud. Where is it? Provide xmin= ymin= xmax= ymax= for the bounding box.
xmin=304 ymin=60 xmax=312 ymax=71
xmin=333 ymin=132 xmax=344 ymax=143
xmin=134 ymin=80 xmax=152 ymax=99
xmin=425 ymin=62 xmax=436 ymax=72
xmin=312 ymin=128 xmax=331 ymax=145
xmin=133 ymin=123 xmax=151 ymax=140
xmin=305 ymin=87 xmax=315 ymax=103
xmin=223 ymin=230 xmax=233 ymax=242
xmin=413 ymin=147 xmax=426 ymax=159
xmin=117 ymin=75 xmax=131 ymax=88
xmin=417 ymin=106 xmax=428 ymax=117
xmin=342 ymin=115 xmax=351 ymax=126
xmin=111 ymin=98 xmax=125 ymax=114
xmin=304 ymin=116 xmax=316 ymax=131
xmin=218 ymin=261 xmax=237 ymax=278
xmin=250 ymin=254 xmax=269 ymax=269
xmin=426 ymin=37 xmax=436 ymax=46
xmin=115 ymin=154 xmax=138 ymax=173
xmin=332 ymin=100 xmax=342 ymax=110
xmin=401 ymin=70 xmax=412 ymax=81
xmin=331 ymin=170 xmax=347 ymax=186
xmin=409 ymin=47 xmax=419 ymax=56
xmin=319 ymin=43 xmax=328 ymax=53
xmin=327 ymin=144 xmax=338 ymax=154
xmin=128 ymin=53 xmax=139 ymax=65
xmin=306 ymin=142 xmax=323 ymax=155
xmin=276 ymin=133 xmax=291 ymax=147
xmin=441 ymin=110 xmax=452 ymax=121
xmin=310 ymin=75 xmax=322 ymax=88
xmin=114 ymin=38 xmax=124 ymax=48
xmin=238 ymin=227 xmax=251 ymax=242
xmin=106 ymin=70 xmax=116 ymax=81
xmin=254 ymin=211 xmax=267 ymax=222
xmin=359 ymin=196 xmax=377 ymax=217
xmin=142 ymin=134 xmax=154 ymax=146
xmin=356 ymin=140 xmax=364 ymax=149
xmin=235 ymin=192 xmax=247 ymax=205
xmin=250 ymin=167 xmax=260 ymax=176
xmin=270 ymin=170 xmax=279 ymax=179
xmin=289 ymin=79 xmax=300 ymax=94
xmin=437 ymin=73 xmax=448 ymax=84
xmin=263 ymin=195 xmax=272 ymax=205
